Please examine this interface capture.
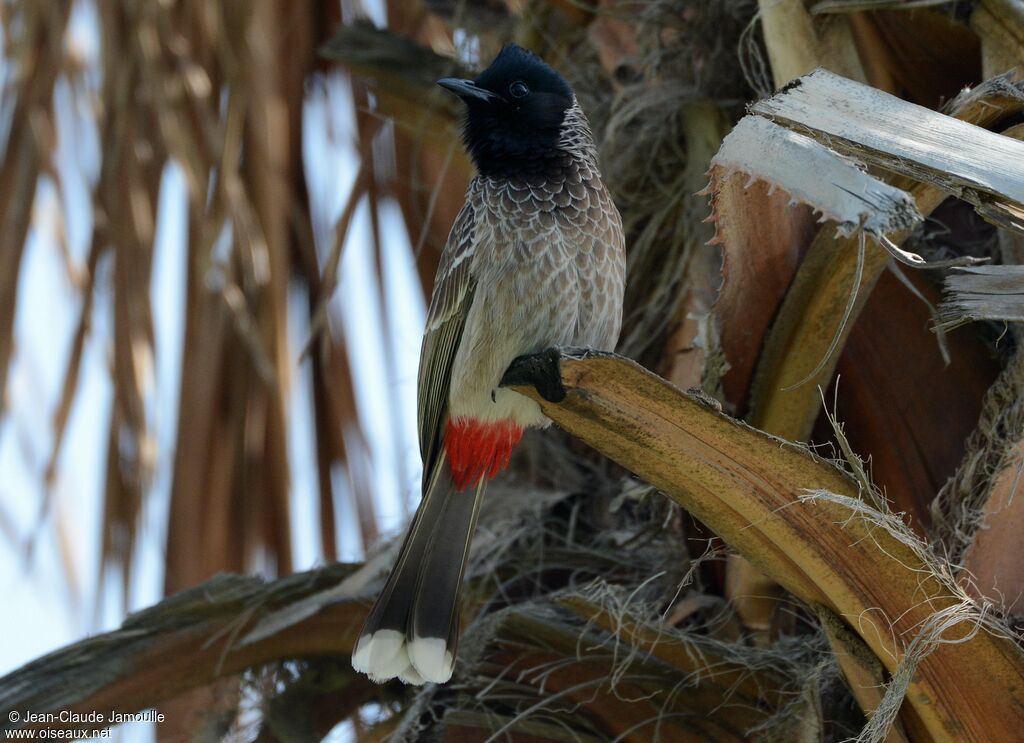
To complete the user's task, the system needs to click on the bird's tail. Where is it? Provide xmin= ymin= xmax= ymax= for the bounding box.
xmin=352 ymin=451 xmax=485 ymax=685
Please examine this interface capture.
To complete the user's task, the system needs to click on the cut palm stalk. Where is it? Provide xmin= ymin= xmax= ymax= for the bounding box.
xmin=707 ymin=115 xmax=919 ymax=412
xmin=710 ymin=104 xmax=930 ymax=653
xmin=937 ymin=265 xmax=1024 ymax=330
xmin=745 ymin=72 xmax=1024 ymax=442
xmin=711 ymin=116 xmax=923 ymax=239
xmin=751 ymin=69 xmax=1024 ymax=233
xmin=503 ymin=350 xmax=1024 ymax=742
xmin=717 ymin=75 xmax=1022 ymax=684
xmin=707 ymin=99 xmax=911 ymax=652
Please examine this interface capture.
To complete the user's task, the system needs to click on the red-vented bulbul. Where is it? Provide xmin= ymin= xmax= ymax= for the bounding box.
xmin=352 ymin=43 xmax=626 ymax=685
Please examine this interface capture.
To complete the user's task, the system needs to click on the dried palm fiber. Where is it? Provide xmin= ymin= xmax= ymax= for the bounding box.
xmin=563 ymin=0 xmax=753 ymax=371
xmin=932 ymin=224 xmax=1024 ymax=566
xmin=382 ymin=483 xmax=854 ymax=743
xmin=932 ymin=349 xmax=1024 ymax=564
xmin=0 ymin=3 xmax=71 ymax=417
xmin=403 ymin=600 xmax=841 ymax=743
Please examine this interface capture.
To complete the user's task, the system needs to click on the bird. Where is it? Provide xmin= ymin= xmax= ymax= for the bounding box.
xmin=351 ymin=43 xmax=626 ymax=686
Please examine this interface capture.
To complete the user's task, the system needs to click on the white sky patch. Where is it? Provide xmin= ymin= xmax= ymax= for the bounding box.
xmin=303 ymin=66 xmax=427 ymax=553
xmin=0 ymin=176 xmax=105 ymax=675
xmin=136 ymin=161 xmax=189 ymax=610
xmin=331 ymin=462 xmax=364 ymax=563
xmin=376 ymin=199 xmax=426 ymax=517
xmin=336 ymin=200 xmax=403 ymax=544
xmin=453 ymin=28 xmax=481 ymax=67
xmin=287 ymin=282 xmax=323 ymax=570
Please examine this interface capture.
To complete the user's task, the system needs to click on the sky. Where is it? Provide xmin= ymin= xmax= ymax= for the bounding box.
xmin=0 ymin=0 xmax=423 ymax=740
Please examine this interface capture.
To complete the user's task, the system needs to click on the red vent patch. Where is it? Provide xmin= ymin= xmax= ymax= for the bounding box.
xmin=445 ymin=418 xmax=524 ymax=491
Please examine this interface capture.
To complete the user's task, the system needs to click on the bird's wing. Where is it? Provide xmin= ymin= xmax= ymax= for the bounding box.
xmin=417 ymin=188 xmax=481 ymax=487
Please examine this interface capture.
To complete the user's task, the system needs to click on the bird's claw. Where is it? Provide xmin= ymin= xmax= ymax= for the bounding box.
xmin=501 ymin=347 xmax=567 ymax=403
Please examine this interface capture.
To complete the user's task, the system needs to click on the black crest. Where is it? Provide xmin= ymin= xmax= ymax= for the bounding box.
xmin=438 ymin=45 xmax=575 ymax=177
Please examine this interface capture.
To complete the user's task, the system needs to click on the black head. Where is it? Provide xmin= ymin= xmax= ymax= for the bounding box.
xmin=438 ymin=45 xmax=574 ymax=177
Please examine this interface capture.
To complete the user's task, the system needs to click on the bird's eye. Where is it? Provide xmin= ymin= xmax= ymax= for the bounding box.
xmin=509 ymin=80 xmax=530 ymax=99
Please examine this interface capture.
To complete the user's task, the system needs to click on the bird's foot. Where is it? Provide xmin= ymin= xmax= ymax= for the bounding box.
xmin=501 ymin=347 xmax=566 ymax=402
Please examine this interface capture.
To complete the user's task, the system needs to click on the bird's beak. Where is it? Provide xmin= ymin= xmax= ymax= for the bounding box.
xmin=437 ymin=78 xmax=501 ymax=104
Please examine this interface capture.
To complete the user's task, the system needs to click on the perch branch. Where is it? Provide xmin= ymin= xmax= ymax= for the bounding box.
xmin=502 ymin=350 xmax=1024 ymax=742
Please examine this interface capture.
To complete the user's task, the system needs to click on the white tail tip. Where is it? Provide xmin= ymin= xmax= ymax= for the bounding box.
xmin=408 ymin=637 xmax=454 ymax=684
xmin=351 ymin=631 xmax=454 ymax=685
xmin=398 ymin=665 xmax=425 ymax=685
xmin=351 ymin=630 xmax=415 ymax=684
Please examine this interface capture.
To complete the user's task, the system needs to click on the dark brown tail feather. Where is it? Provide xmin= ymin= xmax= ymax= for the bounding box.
xmin=353 ymin=451 xmax=485 ymax=683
